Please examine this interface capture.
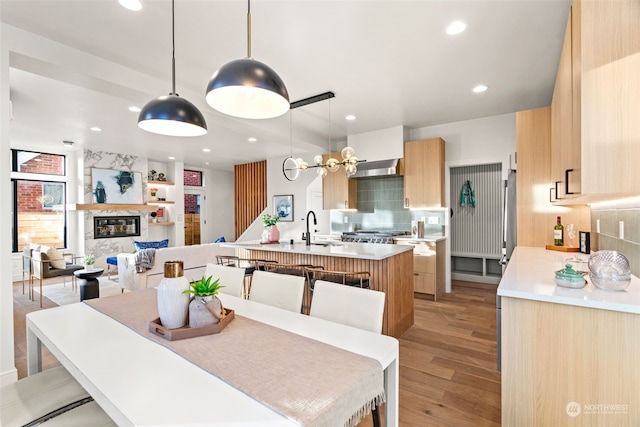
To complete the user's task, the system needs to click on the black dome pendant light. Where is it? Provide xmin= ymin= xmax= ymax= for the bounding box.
xmin=138 ymin=0 xmax=207 ymax=137
xmin=205 ymin=0 xmax=289 ymax=120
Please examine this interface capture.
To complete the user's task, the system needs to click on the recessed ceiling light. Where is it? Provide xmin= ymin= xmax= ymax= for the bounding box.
xmin=90 ymin=126 xmax=102 ymax=132
xmin=128 ymin=106 xmax=141 ymax=112
xmin=446 ymin=21 xmax=467 ymax=35
xmin=248 ymin=137 xmax=257 ymax=142
xmin=472 ymin=85 xmax=488 ymax=93
xmin=168 ymin=156 xmax=175 ymax=160
xmin=345 ymin=115 xmax=357 ymax=121
xmin=118 ymin=0 xmax=142 ymax=11
xmin=202 ymin=148 xmax=211 ymax=152
xmin=205 ymin=162 xmax=210 ymax=166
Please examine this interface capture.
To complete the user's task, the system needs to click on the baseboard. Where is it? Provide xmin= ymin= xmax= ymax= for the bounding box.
xmin=0 ymin=367 xmax=18 ymax=386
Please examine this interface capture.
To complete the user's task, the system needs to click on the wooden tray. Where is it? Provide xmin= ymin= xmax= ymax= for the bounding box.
xmin=546 ymin=245 xmax=580 ymax=252
xmin=149 ymin=308 xmax=234 ymax=341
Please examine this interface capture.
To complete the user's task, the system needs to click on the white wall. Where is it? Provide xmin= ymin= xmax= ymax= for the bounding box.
xmin=202 ymin=168 xmax=234 ymax=242
xmin=1 ymin=22 xmax=17 ymax=385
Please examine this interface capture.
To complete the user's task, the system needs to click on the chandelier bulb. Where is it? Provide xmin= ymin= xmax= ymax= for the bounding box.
xmin=317 ymin=167 xmax=328 ymax=178
xmin=345 ymin=163 xmax=357 ymax=177
xmin=326 ymin=157 xmax=340 ymax=172
xmin=313 ymin=154 xmax=324 ymax=166
xmin=341 ymin=146 xmax=355 ymax=160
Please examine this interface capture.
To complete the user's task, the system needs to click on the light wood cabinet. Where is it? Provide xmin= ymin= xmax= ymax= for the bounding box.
xmin=396 ymin=239 xmax=445 ymax=300
xmin=403 ymin=138 xmax=445 ymax=208
xmin=321 ymin=153 xmax=357 ymax=210
xmin=502 ymin=297 xmax=640 ymax=426
xmin=550 ymin=8 xmax=582 ymax=201
xmin=579 ymin=0 xmax=640 ymax=196
xmin=550 ymin=0 xmax=640 ymax=202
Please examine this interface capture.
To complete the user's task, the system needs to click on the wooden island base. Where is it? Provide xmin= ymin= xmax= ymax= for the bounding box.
xmin=233 ymin=246 xmax=414 ymax=338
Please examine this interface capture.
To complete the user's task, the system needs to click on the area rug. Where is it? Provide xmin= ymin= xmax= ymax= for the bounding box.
xmin=33 ymin=279 xmax=127 ymax=306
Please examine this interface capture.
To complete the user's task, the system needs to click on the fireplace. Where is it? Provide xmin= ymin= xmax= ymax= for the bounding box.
xmin=94 ymin=216 xmax=140 ymax=239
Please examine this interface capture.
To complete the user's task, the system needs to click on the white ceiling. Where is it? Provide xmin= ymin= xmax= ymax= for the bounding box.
xmin=2 ymin=0 xmax=571 ymax=171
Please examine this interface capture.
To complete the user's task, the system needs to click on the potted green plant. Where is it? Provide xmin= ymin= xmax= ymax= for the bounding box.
xmin=262 ymin=213 xmax=281 ymax=243
xmin=183 ymin=276 xmax=226 ymax=327
xmin=84 ymin=254 xmax=95 ymax=270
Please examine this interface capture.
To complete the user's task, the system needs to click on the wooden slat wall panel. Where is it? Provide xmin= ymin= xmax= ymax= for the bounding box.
xmin=234 ymin=161 xmax=266 ymax=240
xmin=236 ymin=248 xmax=414 ymax=338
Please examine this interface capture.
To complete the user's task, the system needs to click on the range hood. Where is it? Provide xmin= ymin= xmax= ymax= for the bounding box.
xmin=348 ymin=159 xmax=400 ymax=178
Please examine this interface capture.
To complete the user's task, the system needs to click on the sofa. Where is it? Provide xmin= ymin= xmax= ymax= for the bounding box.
xmin=116 ymin=243 xmax=236 ymax=291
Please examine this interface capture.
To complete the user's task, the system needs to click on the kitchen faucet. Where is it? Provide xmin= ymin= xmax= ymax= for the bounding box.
xmin=305 ymin=210 xmax=317 ymax=246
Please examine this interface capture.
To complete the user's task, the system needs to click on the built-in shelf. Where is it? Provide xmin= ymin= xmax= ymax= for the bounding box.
xmin=68 ymin=204 xmax=157 ymax=211
xmin=148 ymin=180 xmax=175 ymax=186
xmin=148 ymin=200 xmax=175 ymax=205
xmin=149 ymin=221 xmax=175 ymax=226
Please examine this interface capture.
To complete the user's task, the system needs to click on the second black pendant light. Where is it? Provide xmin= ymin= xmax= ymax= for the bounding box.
xmin=138 ymin=0 xmax=207 ymax=137
xmin=205 ymin=0 xmax=290 ymax=120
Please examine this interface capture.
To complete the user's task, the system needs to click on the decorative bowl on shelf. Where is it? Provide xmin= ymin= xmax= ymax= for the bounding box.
xmin=588 ymin=250 xmax=631 ymax=291
xmin=555 ymin=264 xmax=587 ymax=289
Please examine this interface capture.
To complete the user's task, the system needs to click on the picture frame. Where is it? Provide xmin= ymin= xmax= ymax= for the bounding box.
xmin=273 ymin=194 xmax=294 ymax=222
xmin=91 ymin=168 xmax=143 ymax=204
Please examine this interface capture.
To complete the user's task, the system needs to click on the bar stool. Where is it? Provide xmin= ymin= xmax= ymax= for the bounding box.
xmin=258 ymin=263 xmax=323 ymax=314
xmin=216 ymin=256 xmax=275 ymax=298
xmin=304 ymin=267 xmax=371 ymax=313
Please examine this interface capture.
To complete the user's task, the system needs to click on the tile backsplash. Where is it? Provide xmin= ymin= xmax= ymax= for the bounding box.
xmin=330 ymin=176 xmax=446 ymax=235
xmin=590 ymin=198 xmax=640 ymax=277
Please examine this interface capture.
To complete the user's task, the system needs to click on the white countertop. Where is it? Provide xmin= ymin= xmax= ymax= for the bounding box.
xmin=394 ymin=236 xmax=446 ymax=243
xmin=222 ymin=241 xmax=413 ymax=260
xmin=498 ymin=246 xmax=640 ymax=314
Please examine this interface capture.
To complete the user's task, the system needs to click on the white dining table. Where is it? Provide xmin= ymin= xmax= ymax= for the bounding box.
xmin=26 ymin=293 xmax=399 ymax=426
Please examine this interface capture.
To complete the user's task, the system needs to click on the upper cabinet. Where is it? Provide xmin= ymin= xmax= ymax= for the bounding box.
xmin=322 ymin=153 xmax=357 ymax=210
xmin=580 ymin=0 xmax=639 ymax=196
xmin=551 ymin=8 xmax=581 ymax=201
xmin=551 ymin=0 xmax=640 ymax=202
xmin=403 ymin=138 xmax=445 ymax=208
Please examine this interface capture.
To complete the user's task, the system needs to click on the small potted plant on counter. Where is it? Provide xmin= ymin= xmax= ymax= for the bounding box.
xmin=183 ymin=276 xmax=226 ymax=327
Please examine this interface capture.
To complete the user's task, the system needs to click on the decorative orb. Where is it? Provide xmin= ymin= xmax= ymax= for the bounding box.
xmin=326 ymin=158 xmax=340 ymax=172
xmin=313 ymin=155 xmax=324 ymax=165
xmin=348 ymin=156 xmax=359 ymax=165
xmin=317 ymin=167 xmax=328 ymax=178
xmin=345 ymin=164 xmax=357 ymax=176
xmin=298 ymin=161 xmax=309 ymax=171
xmin=341 ymin=146 xmax=355 ymax=160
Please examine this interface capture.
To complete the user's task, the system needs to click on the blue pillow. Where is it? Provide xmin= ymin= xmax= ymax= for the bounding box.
xmin=134 ymin=239 xmax=169 ymax=251
xmin=214 ymin=236 xmax=226 ymax=243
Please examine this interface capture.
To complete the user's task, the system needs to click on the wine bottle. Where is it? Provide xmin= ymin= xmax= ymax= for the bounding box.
xmin=554 ymin=216 xmax=564 ymax=246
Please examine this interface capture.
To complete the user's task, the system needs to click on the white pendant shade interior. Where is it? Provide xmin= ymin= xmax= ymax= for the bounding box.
xmin=205 ymin=0 xmax=289 ymax=119
xmin=138 ymin=0 xmax=207 ymax=137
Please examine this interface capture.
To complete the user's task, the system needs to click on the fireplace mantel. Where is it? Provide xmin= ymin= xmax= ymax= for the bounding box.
xmin=67 ymin=203 xmax=157 ymax=211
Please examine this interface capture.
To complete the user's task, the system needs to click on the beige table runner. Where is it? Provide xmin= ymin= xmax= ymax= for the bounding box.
xmin=85 ymin=289 xmax=384 ymax=427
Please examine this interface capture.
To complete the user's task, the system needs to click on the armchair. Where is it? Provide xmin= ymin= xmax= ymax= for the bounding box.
xmin=30 ymin=249 xmax=83 ymax=307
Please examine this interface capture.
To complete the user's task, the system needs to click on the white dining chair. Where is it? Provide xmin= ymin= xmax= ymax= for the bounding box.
xmin=1 ymin=366 xmax=116 ymax=426
xmin=309 ymin=280 xmax=386 ymax=334
xmin=249 ymin=270 xmax=305 ymax=312
xmin=205 ymin=263 xmax=246 ymax=298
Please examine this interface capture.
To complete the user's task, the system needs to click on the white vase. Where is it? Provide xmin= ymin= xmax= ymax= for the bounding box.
xmin=157 ymin=261 xmax=190 ymax=329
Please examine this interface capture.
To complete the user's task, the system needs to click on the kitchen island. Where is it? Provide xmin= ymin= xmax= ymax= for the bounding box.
xmin=222 ymin=241 xmax=414 ymax=338
xmin=499 ymin=247 xmax=640 ymax=426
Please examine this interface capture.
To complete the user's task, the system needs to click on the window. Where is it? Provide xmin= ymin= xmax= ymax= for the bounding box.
xmin=11 ymin=150 xmax=68 ymax=252
xmin=183 ymin=169 xmax=203 ymax=186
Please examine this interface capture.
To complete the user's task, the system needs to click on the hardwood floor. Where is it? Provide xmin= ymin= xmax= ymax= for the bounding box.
xmin=12 ymin=279 xmax=501 ymax=426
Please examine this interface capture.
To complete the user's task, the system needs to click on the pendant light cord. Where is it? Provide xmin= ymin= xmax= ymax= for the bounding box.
xmin=171 ymin=0 xmax=176 ymax=95
xmin=247 ymin=0 xmax=252 ymax=58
